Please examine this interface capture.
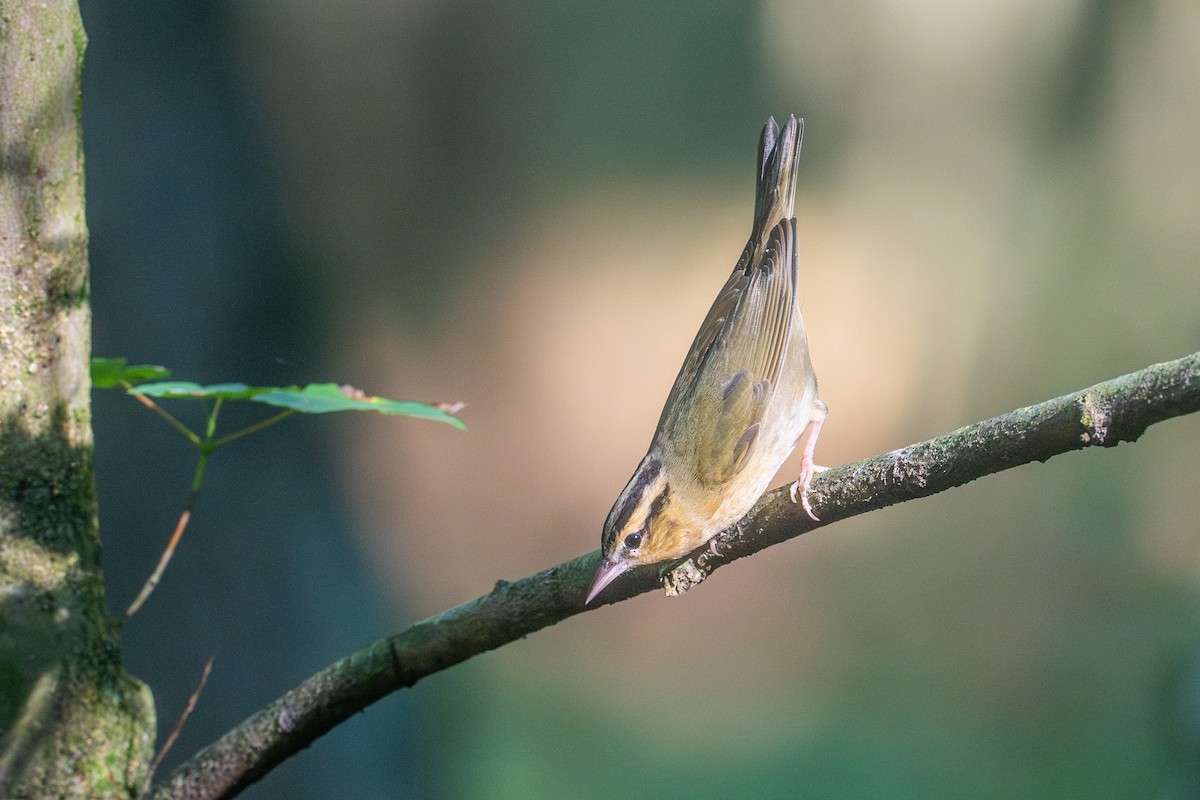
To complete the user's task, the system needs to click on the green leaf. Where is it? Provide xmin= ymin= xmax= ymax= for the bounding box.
xmin=91 ymin=357 xmax=171 ymax=388
xmin=129 ymin=380 xmax=466 ymax=429
xmin=252 ymin=383 xmax=466 ymax=428
xmin=130 ymin=382 xmax=262 ymax=400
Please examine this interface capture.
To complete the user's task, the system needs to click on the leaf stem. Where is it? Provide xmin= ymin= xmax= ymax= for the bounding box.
xmin=124 ymin=380 xmax=200 ymax=446
xmin=211 ymin=409 xmax=296 ymax=449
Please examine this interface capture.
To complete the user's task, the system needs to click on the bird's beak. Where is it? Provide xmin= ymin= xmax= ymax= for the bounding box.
xmin=585 ymin=558 xmax=630 ymax=605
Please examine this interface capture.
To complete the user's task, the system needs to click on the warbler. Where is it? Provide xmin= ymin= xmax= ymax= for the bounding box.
xmin=586 ymin=115 xmax=827 ymax=604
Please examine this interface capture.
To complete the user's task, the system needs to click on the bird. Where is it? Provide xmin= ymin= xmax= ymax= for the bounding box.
xmin=586 ymin=115 xmax=827 ymax=605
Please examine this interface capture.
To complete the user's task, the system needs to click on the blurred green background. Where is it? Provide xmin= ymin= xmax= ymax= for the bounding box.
xmin=80 ymin=1 xmax=1200 ymax=798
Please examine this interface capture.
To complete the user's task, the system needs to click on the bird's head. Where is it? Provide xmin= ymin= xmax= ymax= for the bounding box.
xmin=586 ymin=457 xmax=695 ymax=604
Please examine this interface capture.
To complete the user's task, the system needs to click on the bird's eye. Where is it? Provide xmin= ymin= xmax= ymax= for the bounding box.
xmin=623 ymin=531 xmax=643 ymax=550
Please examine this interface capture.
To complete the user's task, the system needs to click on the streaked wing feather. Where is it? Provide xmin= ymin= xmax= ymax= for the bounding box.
xmin=655 ymin=217 xmax=798 ymax=486
xmin=654 ymin=266 xmax=748 ymax=436
xmin=726 ymin=218 xmax=796 ymax=394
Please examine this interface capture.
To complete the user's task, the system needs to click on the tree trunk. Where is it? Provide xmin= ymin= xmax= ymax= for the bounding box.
xmin=0 ymin=3 xmax=155 ymax=797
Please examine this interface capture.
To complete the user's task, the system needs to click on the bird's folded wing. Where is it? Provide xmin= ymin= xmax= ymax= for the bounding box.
xmin=656 ymin=217 xmax=798 ymax=486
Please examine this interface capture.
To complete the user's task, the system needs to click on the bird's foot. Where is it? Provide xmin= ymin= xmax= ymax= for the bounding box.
xmin=789 ymin=464 xmax=828 ymax=521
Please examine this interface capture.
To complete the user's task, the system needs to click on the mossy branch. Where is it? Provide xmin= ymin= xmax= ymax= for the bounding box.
xmin=151 ymin=351 xmax=1200 ymax=800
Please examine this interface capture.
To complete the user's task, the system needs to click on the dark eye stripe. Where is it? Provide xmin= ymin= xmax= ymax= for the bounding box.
xmin=644 ymin=484 xmax=671 ymax=529
xmin=609 ymin=457 xmax=661 ymax=534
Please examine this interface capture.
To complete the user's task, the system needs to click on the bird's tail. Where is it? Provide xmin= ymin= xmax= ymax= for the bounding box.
xmin=752 ymin=115 xmax=803 ymax=239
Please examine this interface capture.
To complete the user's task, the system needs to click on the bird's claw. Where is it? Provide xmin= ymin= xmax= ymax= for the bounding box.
xmin=789 ymin=463 xmax=826 ymax=522
xmin=790 ymin=414 xmax=826 ymax=522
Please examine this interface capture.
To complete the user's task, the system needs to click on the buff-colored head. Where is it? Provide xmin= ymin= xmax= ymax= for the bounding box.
xmin=586 ymin=456 xmax=702 ymax=603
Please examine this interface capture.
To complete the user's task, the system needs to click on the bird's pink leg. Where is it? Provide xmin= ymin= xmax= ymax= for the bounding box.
xmin=789 ymin=416 xmax=825 ymax=521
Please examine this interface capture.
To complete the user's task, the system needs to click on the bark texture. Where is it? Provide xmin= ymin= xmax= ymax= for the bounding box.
xmin=0 ymin=4 xmax=155 ymax=797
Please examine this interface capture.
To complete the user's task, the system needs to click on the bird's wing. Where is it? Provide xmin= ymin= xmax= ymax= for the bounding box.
xmin=655 ymin=217 xmax=798 ymax=486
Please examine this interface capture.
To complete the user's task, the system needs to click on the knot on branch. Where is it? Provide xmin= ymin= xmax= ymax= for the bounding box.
xmin=1078 ymin=392 xmax=1114 ymax=446
xmin=662 ymin=539 xmax=728 ymax=597
xmin=662 ymin=559 xmax=706 ymax=597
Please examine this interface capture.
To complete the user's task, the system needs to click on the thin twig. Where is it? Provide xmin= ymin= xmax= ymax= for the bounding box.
xmin=123 ymin=399 xmax=294 ymax=619
xmin=151 ymin=656 xmax=216 ymax=774
xmin=124 ymin=508 xmax=192 ymax=620
xmin=150 ymin=352 xmax=1200 ymax=800
xmin=125 ymin=450 xmax=209 ymax=620
xmin=119 ymin=383 xmax=209 ymax=617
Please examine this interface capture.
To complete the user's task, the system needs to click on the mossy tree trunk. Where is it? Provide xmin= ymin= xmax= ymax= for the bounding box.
xmin=0 ymin=3 xmax=155 ymax=798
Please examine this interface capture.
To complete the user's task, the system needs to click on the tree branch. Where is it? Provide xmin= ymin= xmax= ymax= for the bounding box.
xmin=151 ymin=351 xmax=1200 ymax=800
